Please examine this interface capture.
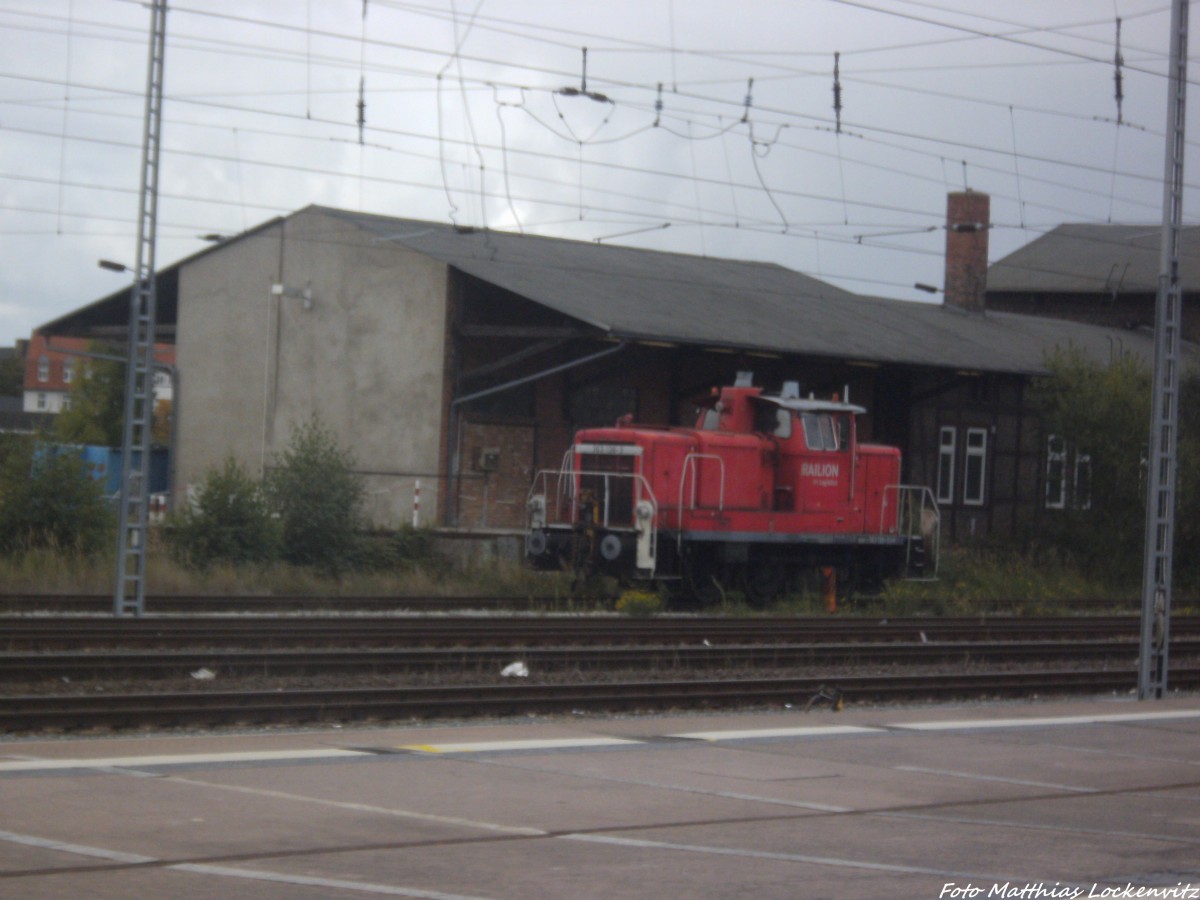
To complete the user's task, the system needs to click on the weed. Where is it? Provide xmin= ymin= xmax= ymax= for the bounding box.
xmin=615 ymin=589 xmax=664 ymax=617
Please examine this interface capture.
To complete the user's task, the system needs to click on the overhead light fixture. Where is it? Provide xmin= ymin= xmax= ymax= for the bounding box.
xmin=98 ymin=259 xmax=130 ymax=273
xmin=271 ymin=281 xmax=314 ymax=311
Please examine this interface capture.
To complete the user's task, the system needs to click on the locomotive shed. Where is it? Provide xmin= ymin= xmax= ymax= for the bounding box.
xmin=40 ymin=193 xmax=1199 ymax=560
xmin=3 ymin=698 xmax=1198 ymax=897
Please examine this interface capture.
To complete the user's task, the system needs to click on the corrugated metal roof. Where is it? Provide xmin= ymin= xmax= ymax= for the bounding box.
xmin=987 ymin=223 xmax=1200 ymax=294
xmin=38 ymin=206 xmax=1184 ymax=378
xmin=323 ymin=207 xmax=1172 ymax=377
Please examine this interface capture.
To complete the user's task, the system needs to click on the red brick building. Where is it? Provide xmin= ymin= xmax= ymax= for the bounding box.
xmin=22 ymin=333 xmax=175 ymax=417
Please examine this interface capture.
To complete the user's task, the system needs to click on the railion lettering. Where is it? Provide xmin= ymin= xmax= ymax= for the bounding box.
xmin=801 ymin=462 xmax=840 ymax=479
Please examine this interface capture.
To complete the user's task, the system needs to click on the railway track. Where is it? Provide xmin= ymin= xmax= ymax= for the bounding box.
xmin=0 ymin=594 xmax=560 ymax=615
xmin=5 ymin=614 xmax=1195 ymax=651
xmin=0 ymin=592 xmax=1144 ymax=616
xmin=4 ymin=668 xmax=1197 ymax=733
xmin=4 ymin=608 xmax=1196 ymax=733
xmin=0 ymin=638 xmax=1185 ymax=681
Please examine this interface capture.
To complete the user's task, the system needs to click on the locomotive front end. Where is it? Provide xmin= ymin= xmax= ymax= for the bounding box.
xmin=526 ymin=437 xmax=658 ymax=581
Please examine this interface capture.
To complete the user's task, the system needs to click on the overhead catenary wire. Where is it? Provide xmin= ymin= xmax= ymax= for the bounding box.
xmin=2 ymin=55 xmax=1178 ymax=235
xmin=7 ymin=1 xmax=1191 ymax=108
xmin=1 ymin=0 xmax=1196 ymax=326
xmin=54 ymin=0 xmax=75 ymax=237
xmin=2 ymin=5 xmax=1190 ymax=165
xmin=0 ymin=86 xmax=1172 ymax=255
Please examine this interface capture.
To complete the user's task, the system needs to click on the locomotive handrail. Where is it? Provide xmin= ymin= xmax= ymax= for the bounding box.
xmin=882 ymin=484 xmax=941 ymax=579
xmin=679 ymin=453 xmax=726 ymax=516
xmin=552 ymin=449 xmax=575 ymax=504
xmin=529 ymin=466 xmax=658 ymax=530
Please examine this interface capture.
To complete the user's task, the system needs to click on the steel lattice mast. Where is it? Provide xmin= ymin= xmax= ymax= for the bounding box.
xmin=1138 ymin=0 xmax=1188 ymax=698
xmin=114 ymin=0 xmax=168 ymax=618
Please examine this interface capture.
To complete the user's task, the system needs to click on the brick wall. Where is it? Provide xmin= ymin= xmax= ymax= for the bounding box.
xmin=455 ymin=420 xmax=535 ymax=529
xmin=945 ymin=191 xmax=990 ymax=313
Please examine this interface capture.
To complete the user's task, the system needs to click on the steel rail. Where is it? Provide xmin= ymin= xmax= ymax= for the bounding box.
xmin=0 ymin=594 xmax=554 ymax=614
xmin=3 ymin=616 xmax=1199 ymax=652
xmin=3 ymin=667 xmax=1198 ymax=733
xmin=0 ymin=593 xmax=1154 ymax=614
xmin=0 ymin=638 xmax=1191 ymax=681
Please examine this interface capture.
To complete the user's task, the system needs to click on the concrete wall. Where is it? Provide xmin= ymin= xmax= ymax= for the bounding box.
xmin=175 ymin=209 xmax=450 ymax=526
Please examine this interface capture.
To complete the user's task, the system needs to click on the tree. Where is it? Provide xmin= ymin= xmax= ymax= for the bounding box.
xmin=55 ymin=353 xmax=124 ymax=446
xmin=152 ymin=398 xmax=173 ymax=448
xmin=0 ymin=352 xmax=22 ymax=396
xmin=0 ymin=438 xmax=113 ymax=555
xmin=1032 ymin=346 xmax=1200 ymax=587
xmin=167 ymin=457 xmax=280 ymax=568
xmin=55 ymin=348 xmax=171 ymax=448
xmin=267 ymin=417 xmax=365 ymax=576
xmin=1172 ymin=369 xmax=1200 ymax=589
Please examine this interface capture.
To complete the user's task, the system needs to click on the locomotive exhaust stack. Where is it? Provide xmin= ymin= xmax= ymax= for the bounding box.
xmin=526 ymin=375 xmax=939 ymax=606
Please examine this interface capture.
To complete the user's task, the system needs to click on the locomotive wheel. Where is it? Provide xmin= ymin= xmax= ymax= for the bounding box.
xmin=683 ymin=553 xmax=726 ymax=607
xmin=744 ymin=562 xmax=786 ymax=608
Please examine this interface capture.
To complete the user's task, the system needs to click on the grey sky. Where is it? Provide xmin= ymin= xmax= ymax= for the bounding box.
xmin=0 ymin=0 xmax=1194 ymax=346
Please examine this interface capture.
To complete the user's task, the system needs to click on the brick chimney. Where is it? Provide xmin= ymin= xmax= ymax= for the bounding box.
xmin=944 ymin=190 xmax=990 ymax=313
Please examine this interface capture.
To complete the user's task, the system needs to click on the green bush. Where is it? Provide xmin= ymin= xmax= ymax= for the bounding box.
xmin=267 ymin=417 xmax=365 ymax=577
xmin=1032 ymin=349 xmax=1200 ymax=591
xmin=167 ymin=457 xmax=280 ymax=568
xmin=390 ymin=525 xmax=446 ymax=572
xmin=0 ymin=439 xmax=113 ymax=556
xmin=351 ymin=527 xmax=448 ymax=575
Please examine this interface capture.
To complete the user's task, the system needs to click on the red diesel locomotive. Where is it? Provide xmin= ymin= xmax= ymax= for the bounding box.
xmin=526 ymin=373 xmax=938 ymax=604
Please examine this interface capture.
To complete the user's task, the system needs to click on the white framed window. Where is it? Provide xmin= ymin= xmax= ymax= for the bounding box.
xmin=936 ymin=426 xmax=956 ymax=504
xmin=1073 ymin=452 xmax=1092 ymax=511
xmin=1045 ymin=435 xmax=1067 ymax=509
xmin=37 ymin=355 xmax=50 ymax=382
xmin=1046 ymin=436 xmax=1093 ymax=511
xmin=36 ymin=392 xmax=47 ymax=410
xmin=963 ymin=428 xmax=987 ymax=506
xmin=63 ymin=358 xmax=75 ymax=383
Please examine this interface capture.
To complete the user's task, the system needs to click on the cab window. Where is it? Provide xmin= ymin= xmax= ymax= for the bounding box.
xmin=774 ymin=409 xmax=792 ymax=439
xmin=801 ymin=413 xmax=839 ymax=451
xmin=754 ymin=405 xmax=792 ymax=438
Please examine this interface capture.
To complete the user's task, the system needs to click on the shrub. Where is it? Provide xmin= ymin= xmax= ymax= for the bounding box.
xmin=390 ymin=525 xmax=447 ymax=572
xmin=267 ymin=417 xmax=365 ymax=577
xmin=0 ymin=439 xmax=113 ymax=556
xmin=167 ymin=457 xmax=280 ymax=568
xmin=1028 ymin=347 xmax=1200 ymax=590
xmin=350 ymin=527 xmax=449 ymax=576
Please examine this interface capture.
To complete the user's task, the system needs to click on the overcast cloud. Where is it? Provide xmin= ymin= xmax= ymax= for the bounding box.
xmin=0 ymin=0 xmax=1195 ymax=346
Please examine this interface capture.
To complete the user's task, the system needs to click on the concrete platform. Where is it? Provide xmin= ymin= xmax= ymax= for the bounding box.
xmin=2 ymin=696 xmax=1198 ymax=899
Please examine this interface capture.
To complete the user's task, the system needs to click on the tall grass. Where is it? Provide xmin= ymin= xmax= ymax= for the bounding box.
xmin=0 ymin=541 xmax=573 ymax=598
xmin=872 ymin=546 xmax=1141 ymax=616
xmin=708 ymin=546 xmax=1152 ymax=617
xmin=0 ymin=546 xmax=117 ymax=594
xmin=0 ymin=541 xmax=1184 ymax=615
